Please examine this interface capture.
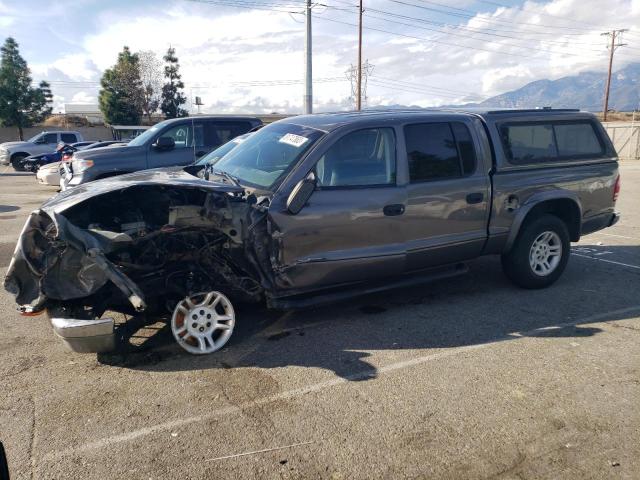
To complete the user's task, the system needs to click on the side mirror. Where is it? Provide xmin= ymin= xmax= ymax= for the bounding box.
xmin=286 ymin=175 xmax=316 ymax=215
xmin=153 ymin=136 xmax=175 ymax=150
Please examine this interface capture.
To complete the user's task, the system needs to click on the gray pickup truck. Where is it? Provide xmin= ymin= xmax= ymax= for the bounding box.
xmin=0 ymin=130 xmax=84 ymax=170
xmin=61 ymin=116 xmax=262 ymax=189
xmin=4 ymin=109 xmax=620 ymax=355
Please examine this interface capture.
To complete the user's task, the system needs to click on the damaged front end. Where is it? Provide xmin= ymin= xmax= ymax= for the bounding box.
xmin=4 ymin=169 xmax=274 ymax=353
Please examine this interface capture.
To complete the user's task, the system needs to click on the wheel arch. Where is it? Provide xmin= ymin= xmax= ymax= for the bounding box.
xmin=505 ymin=192 xmax=582 ymax=252
xmin=10 ymin=151 xmax=30 ymax=161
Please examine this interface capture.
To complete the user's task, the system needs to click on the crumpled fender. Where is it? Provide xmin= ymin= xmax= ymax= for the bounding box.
xmin=4 ymin=209 xmax=146 ymax=312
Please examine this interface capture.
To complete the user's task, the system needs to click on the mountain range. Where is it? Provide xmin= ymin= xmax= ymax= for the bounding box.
xmin=473 ymin=62 xmax=640 ymax=111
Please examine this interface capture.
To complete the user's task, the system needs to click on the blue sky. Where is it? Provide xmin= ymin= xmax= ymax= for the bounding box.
xmin=1 ymin=0 xmax=639 ymax=113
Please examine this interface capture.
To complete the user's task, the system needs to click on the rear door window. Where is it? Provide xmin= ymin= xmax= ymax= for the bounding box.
xmin=205 ymin=122 xmax=252 ymax=148
xmin=60 ymin=133 xmax=77 ymax=143
xmin=405 ymin=122 xmax=477 ymax=182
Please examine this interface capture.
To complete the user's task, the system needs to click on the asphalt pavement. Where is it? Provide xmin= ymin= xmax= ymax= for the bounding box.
xmin=0 ymin=163 xmax=638 ymax=479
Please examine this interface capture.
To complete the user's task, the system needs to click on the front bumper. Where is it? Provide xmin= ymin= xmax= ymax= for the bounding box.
xmin=37 ymin=169 xmax=61 ymax=186
xmin=51 ymin=317 xmax=116 ymax=353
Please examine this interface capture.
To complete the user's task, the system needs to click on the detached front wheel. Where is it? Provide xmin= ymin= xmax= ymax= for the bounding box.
xmin=171 ymin=291 xmax=236 ymax=354
xmin=501 ymin=214 xmax=570 ymax=289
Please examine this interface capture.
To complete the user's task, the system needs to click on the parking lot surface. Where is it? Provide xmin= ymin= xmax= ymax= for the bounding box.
xmin=0 ymin=164 xmax=639 ymax=479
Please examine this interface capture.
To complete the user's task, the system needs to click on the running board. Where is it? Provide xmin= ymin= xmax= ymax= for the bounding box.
xmin=269 ymin=263 xmax=469 ymax=310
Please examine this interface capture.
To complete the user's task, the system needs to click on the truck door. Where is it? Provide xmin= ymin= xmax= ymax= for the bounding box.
xmin=401 ymin=120 xmax=491 ymax=270
xmin=270 ymin=126 xmax=407 ymax=292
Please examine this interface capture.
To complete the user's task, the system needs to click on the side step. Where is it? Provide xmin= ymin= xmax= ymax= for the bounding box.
xmin=269 ymin=263 xmax=469 ymax=310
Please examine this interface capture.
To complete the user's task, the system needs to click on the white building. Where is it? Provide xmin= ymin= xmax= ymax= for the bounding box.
xmin=63 ymin=104 xmax=104 ymax=125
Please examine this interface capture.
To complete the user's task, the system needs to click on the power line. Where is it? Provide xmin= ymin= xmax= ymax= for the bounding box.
xmin=314 ymin=14 xmax=583 ymax=59
xmin=360 ymin=12 xmax=606 ymax=56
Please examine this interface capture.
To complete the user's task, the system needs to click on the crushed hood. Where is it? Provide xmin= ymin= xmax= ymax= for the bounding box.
xmin=42 ymin=167 xmax=244 ymax=214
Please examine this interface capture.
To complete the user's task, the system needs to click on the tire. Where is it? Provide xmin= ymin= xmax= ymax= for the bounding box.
xmin=501 ymin=214 xmax=570 ymax=289
xmin=0 ymin=440 xmax=9 ymax=480
xmin=10 ymin=154 xmax=27 ymax=171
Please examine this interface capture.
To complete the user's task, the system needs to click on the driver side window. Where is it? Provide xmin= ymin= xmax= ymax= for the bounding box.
xmin=161 ymin=124 xmax=192 ymax=149
xmin=315 ymin=128 xmax=396 ymax=188
xmin=43 ymin=133 xmax=58 ymax=144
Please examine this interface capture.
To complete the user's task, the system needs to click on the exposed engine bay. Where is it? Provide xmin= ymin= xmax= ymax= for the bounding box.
xmin=4 ymin=182 xmax=277 ymax=320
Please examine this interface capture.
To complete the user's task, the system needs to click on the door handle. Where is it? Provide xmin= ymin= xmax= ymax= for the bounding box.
xmin=466 ymin=192 xmax=484 ymax=204
xmin=383 ymin=204 xmax=405 ymax=216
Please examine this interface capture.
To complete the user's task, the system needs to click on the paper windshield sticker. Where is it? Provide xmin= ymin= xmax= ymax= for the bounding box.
xmin=279 ymin=133 xmax=309 ymax=148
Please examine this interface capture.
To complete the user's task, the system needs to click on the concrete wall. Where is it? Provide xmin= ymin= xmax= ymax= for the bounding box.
xmin=603 ymin=122 xmax=640 ymax=160
xmin=0 ymin=126 xmax=113 ymax=144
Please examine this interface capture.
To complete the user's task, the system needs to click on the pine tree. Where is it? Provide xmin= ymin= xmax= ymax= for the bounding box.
xmin=98 ymin=46 xmax=144 ymax=125
xmin=0 ymin=38 xmax=53 ymax=140
xmin=161 ymin=47 xmax=188 ymax=119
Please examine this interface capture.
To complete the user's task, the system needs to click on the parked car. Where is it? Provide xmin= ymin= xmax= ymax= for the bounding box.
xmin=4 ymin=109 xmax=620 ymax=355
xmin=34 ymin=142 xmax=126 ymax=186
xmin=21 ymin=143 xmax=80 ymax=172
xmin=70 ymin=141 xmax=96 ymax=150
xmin=60 ymin=116 xmax=262 ymax=190
xmin=36 ymin=161 xmax=63 ymax=186
xmin=82 ymin=140 xmax=126 ymax=149
xmin=0 ymin=131 xmax=84 ymax=170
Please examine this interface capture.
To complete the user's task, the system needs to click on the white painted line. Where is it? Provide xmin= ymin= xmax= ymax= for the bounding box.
xmin=572 ymin=252 xmax=640 ymax=270
xmin=205 ymin=441 xmax=314 ymax=462
xmin=39 ymin=305 xmax=640 ymax=463
xmin=588 ymin=232 xmax=640 ymax=242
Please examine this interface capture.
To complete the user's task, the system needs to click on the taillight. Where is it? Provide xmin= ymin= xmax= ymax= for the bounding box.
xmin=613 ymin=175 xmax=621 ymax=202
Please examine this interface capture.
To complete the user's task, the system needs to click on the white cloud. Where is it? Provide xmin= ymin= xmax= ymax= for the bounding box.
xmin=24 ymin=0 xmax=640 ymax=112
xmin=70 ymin=91 xmax=97 ymax=104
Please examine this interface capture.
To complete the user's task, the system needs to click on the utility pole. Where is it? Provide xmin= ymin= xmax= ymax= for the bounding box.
xmin=356 ymin=0 xmax=363 ymax=111
xmin=601 ymin=29 xmax=627 ymax=122
xmin=304 ymin=0 xmax=313 ymax=114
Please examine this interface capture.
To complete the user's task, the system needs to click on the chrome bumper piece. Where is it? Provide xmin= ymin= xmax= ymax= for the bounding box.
xmin=51 ymin=317 xmax=116 ymax=353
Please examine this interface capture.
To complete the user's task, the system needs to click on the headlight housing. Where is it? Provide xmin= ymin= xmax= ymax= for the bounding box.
xmin=0 ymin=148 xmax=9 ymax=160
xmin=72 ymin=158 xmax=94 ymax=173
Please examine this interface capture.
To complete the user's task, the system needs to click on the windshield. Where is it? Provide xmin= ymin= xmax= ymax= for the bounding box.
xmin=127 ymin=123 xmax=166 ymax=146
xmin=213 ymin=123 xmax=324 ymax=189
xmin=27 ymin=133 xmax=42 ymax=143
xmin=195 ymin=134 xmax=250 ymax=166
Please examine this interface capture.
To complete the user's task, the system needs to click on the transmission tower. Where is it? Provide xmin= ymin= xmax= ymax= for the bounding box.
xmin=346 ymin=60 xmax=374 ymax=109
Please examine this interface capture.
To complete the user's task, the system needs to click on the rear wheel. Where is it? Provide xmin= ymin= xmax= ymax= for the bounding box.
xmin=501 ymin=214 xmax=570 ymax=289
xmin=11 ymin=154 xmax=28 ymax=171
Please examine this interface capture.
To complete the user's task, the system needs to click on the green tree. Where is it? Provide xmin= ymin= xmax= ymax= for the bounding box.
xmin=160 ymin=47 xmax=188 ymax=119
xmin=0 ymin=37 xmax=53 ymax=140
xmin=98 ymin=46 xmax=144 ymax=125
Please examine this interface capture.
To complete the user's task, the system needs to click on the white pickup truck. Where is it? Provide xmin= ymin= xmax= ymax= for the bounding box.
xmin=0 ymin=130 xmax=84 ymax=170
